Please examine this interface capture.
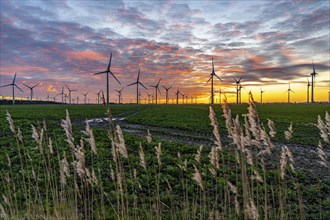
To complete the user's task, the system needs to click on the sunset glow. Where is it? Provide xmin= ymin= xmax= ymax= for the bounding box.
xmin=1 ymin=0 xmax=329 ymax=104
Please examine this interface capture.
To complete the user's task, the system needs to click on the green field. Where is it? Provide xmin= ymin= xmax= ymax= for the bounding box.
xmin=0 ymin=103 xmax=329 ymax=219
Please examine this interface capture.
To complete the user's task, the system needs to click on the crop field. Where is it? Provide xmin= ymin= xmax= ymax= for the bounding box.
xmin=0 ymin=102 xmax=329 ymax=219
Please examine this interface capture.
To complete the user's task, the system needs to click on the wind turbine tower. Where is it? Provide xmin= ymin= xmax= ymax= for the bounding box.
xmin=163 ymin=85 xmax=172 ymax=104
xmin=307 ymin=77 xmax=311 ymax=103
xmin=150 ymin=79 xmax=161 ymax=104
xmin=310 ymin=61 xmax=318 ymax=103
xmin=234 ymin=76 xmax=242 ymax=104
xmin=65 ymin=84 xmax=77 ymax=104
xmin=115 ymin=87 xmax=124 ymax=104
xmin=23 ymin=83 xmax=39 ymax=101
xmin=93 ymin=52 xmax=121 ymax=105
xmin=286 ymin=83 xmax=294 ymax=103
xmin=207 ymin=58 xmax=222 ymax=104
xmin=260 ymin=88 xmax=265 ymax=104
xmin=127 ymin=69 xmax=148 ymax=104
xmin=0 ymin=72 xmax=23 ymax=105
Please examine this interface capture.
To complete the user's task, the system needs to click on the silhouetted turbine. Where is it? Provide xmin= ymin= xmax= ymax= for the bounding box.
xmin=127 ymin=69 xmax=148 ymax=105
xmin=285 ymin=83 xmax=294 ymax=103
xmin=234 ymin=76 xmax=242 ymax=104
xmin=23 ymin=83 xmax=39 ymax=101
xmin=115 ymin=87 xmax=124 ymax=104
xmin=207 ymin=58 xmax=222 ymax=104
xmin=162 ymin=85 xmax=172 ymax=104
xmin=150 ymin=78 xmax=161 ymax=104
xmin=93 ymin=52 xmax=121 ymax=105
xmin=260 ymin=88 xmax=265 ymax=103
xmin=310 ymin=61 xmax=318 ymax=103
xmin=0 ymin=72 xmax=23 ymax=105
xmin=175 ymin=88 xmax=180 ymax=104
xmin=65 ymin=84 xmax=77 ymax=104
xmin=56 ymin=87 xmax=65 ymax=103
xmin=83 ymin=92 xmax=88 ymax=104
xmin=307 ymin=77 xmax=311 ymax=103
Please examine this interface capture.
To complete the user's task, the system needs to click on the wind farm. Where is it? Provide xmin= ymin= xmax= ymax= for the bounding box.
xmin=0 ymin=1 xmax=329 ymax=219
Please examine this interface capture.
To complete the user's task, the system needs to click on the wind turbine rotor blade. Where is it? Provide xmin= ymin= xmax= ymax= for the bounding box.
xmin=162 ymin=85 xmax=166 ymax=90
xmin=32 ymin=83 xmax=39 ymax=88
xmin=239 ymin=76 xmax=242 ymax=81
xmin=157 ymin=87 xmax=162 ymax=95
xmin=107 ymin=53 xmax=112 ymax=70
xmin=207 ymin=76 xmax=212 ymax=83
xmin=110 ymin=72 xmax=121 ymax=84
xmin=137 ymin=69 xmax=140 ymax=81
xmin=15 ymin=84 xmax=24 ymax=92
xmin=157 ymin=79 xmax=161 ymax=86
xmin=93 ymin=71 xmax=107 ymax=75
xmin=13 ymin=72 xmax=17 ymax=83
xmin=0 ymin=84 xmax=12 ymax=87
xmin=139 ymin=82 xmax=148 ymax=90
xmin=23 ymin=83 xmax=30 ymax=88
xmin=127 ymin=82 xmax=138 ymax=87
xmin=215 ymin=74 xmax=223 ymax=82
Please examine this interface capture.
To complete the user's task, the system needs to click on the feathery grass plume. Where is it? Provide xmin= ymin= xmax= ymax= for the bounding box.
xmin=32 ymin=125 xmax=44 ymax=155
xmin=6 ymin=154 xmax=11 ymax=167
xmin=280 ymin=146 xmax=288 ymax=180
xmin=115 ymin=125 xmax=128 ymax=159
xmin=246 ymin=149 xmax=254 ymax=166
xmin=243 ymin=114 xmax=252 ymax=146
xmin=209 ymin=106 xmax=222 ymax=150
xmin=48 ymin=137 xmax=54 ymax=155
xmin=235 ymin=150 xmax=240 ymax=164
xmin=74 ymin=140 xmax=86 ymax=180
xmin=260 ymin=126 xmax=274 ymax=151
xmin=325 ymin=111 xmax=330 ymax=130
xmin=221 ymin=100 xmax=233 ymax=135
xmin=177 ymin=152 xmax=181 ymax=159
xmin=317 ymin=141 xmax=328 ymax=168
xmin=91 ymin=168 xmax=98 ymax=185
xmin=61 ymin=109 xmax=75 ymax=150
xmin=247 ymin=93 xmax=261 ymax=140
xmin=43 ymin=118 xmax=47 ymax=131
xmin=5 ymin=111 xmax=15 ymax=134
xmin=0 ymin=203 xmax=8 ymax=219
xmin=195 ymin=145 xmax=203 ymax=164
xmin=84 ymin=121 xmax=97 ymax=155
xmin=232 ymin=115 xmax=243 ymax=150
xmin=284 ymin=123 xmax=293 ymax=141
xmin=155 ymin=142 xmax=162 ymax=166
xmin=2 ymin=195 xmax=8 ymax=206
xmin=252 ymin=168 xmax=263 ymax=183
xmin=267 ymin=119 xmax=276 ymax=138
xmin=139 ymin=143 xmax=147 ymax=171
xmin=60 ymin=152 xmax=70 ymax=186
xmin=246 ymin=198 xmax=259 ymax=220
xmin=192 ymin=165 xmax=204 ymax=191
xmin=209 ymin=146 xmax=220 ymax=170
xmin=146 ymin=129 xmax=152 ymax=144
xmin=227 ymin=181 xmax=237 ymax=194
xmin=111 ymin=141 xmax=117 ymax=165
xmin=117 ymin=173 xmax=123 ymax=193
xmin=317 ymin=115 xmax=329 ymax=143
xmin=17 ymin=127 xmax=23 ymax=142
xmin=285 ymin=146 xmax=295 ymax=173
xmin=109 ymin=164 xmax=115 ymax=182
xmin=184 ymin=159 xmax=187 ymax=172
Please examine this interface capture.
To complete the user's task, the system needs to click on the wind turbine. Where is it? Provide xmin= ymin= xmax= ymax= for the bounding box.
xmin=93 ymin=52 xmax=121 ymax=105
xmin=234 ymin=76 xmax=242 ymax=104
xmin=217 ymin=88 xmax=224 ymax=104
xmin=83 ymin=92 xmax=88 ymax=104
xmin=260 ymin=88 xmax=265 ymax=104
xmin=285 ymin=83 xmax=294 ymax=103
xmin=175 ymin=88 xmax=180 ymax=104
xmin=65 ymin=84 xmax=77 ymax=104
xmin=115 ymin=87 xmax=124 ymax=104
xmin=95 ymin=90 xmax=102 ymax=104
xmin=207 ymin=58 xmax=223 ymax=104
xmin=163 ymin=85 xmax=172 ymax=104
xmin=310 ymin=61 xmax=318 ymax=103
xmin=23 ymin=83 xmax=39 ymax=101
xmin=127 ymin=69 xmax=148 ymax=105
xmin=307 ymin=77 xmax=311 ymax=103
xmin=180 ymin=92 xmax=185 ymax=104
xmin=0 ymin=72 xmax=23 ymax=105
xmin=56 ymin=87 xmax=65 ymax=103
xmin=150 ymin=79 xmax=161 ymax=104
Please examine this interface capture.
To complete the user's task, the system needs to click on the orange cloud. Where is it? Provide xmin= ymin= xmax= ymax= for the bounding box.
xmin=47 ymin=85 xmax=58 ymax=92
xmin=67 ymin=50 xmax=105 ymax=61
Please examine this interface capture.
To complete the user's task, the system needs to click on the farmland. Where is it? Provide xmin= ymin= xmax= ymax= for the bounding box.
xmin=0 ymin=103 xmax=329 ymax=219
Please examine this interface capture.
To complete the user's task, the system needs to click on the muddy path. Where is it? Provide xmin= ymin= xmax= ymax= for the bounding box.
xmin=78 ymin=109 xmax=330 ymax=181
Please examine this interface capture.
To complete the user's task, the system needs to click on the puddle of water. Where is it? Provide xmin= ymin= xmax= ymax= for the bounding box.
xmin=85 ymin=117 xmax=125 ymax=123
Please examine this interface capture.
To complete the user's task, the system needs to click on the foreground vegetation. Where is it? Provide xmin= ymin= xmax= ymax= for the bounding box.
xmin=0 ymin=100 xmax=329 ymax=219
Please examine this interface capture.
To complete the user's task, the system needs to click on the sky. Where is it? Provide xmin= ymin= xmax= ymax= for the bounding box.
xmin=0 ymin=0 xmax=329 ymax=104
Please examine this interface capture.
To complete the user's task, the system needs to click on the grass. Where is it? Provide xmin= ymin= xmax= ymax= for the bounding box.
xmin=0 ymin=102 xmax=329 ymax=219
